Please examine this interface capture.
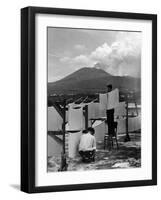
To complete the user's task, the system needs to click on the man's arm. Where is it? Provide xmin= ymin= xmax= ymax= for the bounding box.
xmin=92 ymin=137 xmax=96 ymax=150
xmin=78 ymin=135 xmax=83 ymax=151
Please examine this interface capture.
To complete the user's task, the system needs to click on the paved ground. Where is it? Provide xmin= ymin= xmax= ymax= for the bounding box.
xmin=48 ymin=132 xmax=141 ymax=172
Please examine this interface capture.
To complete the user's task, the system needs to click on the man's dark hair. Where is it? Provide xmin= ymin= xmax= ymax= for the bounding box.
xmin=107 ymin=84 xmax=112 ymax=89
xmin=87 ymin=127 xmax=95 ymax=135
xmin=82 ymin=129 xmax=87 ymax=134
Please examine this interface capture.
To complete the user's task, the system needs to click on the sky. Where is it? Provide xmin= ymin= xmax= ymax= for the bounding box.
xmin=48 ymin=27 xmax=141 ymax=83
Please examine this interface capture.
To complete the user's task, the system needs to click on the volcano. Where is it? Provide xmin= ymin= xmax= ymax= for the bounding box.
xmin=48 ymin=63 xmax=141 ymax=95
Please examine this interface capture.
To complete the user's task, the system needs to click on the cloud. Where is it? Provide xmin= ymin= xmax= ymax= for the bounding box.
xmin=74 ymin=44 xmax=86 ymax=51
xmin=59 ymin=54 xmax=95 ymax=71
xmin=60 ymin=56 xmax=70 ymax=63
xmin=59 ymin=32 xmax=141 ymax=77
xmin=90 ymin=43 xmax=112 ymax=61
xmin=72 ymin=55 xmax=94 ymax=67
xmin=90 ymin=32 xmax=141 ymax=62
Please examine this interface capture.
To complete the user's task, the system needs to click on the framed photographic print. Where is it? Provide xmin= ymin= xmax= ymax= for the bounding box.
xmin=21 ymin=6 xmax=157 ymax=193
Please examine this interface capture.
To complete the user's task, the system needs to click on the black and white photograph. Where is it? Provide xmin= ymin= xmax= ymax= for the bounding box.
xmin=47 ymin=27 xmax=141 ymax=172
xmin=20 ymin=6 xmax=157 ymax=193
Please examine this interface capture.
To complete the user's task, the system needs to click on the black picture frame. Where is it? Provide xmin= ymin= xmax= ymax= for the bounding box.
xmin=21 ymin=6 xmax=157 ymax=193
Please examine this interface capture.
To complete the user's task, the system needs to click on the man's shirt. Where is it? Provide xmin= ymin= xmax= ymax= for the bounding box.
xmin=79 ymin=132 xmax=96 ymax=151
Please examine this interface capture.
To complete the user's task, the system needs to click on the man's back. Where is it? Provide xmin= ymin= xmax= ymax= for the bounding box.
xmin=79 ymin=133 xmax=96 ymax=151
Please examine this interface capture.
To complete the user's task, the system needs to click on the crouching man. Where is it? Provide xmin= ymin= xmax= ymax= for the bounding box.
xmin=78 ymin=127 xmax=96 ymax=163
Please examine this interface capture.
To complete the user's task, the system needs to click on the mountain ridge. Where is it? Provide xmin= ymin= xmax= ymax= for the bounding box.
xmin=48 ymin=64 xmax=141 ymax=95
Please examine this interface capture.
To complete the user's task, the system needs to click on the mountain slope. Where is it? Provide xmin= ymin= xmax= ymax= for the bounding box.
xmin=54 ymin=67 xmax=112 ymax=83
xmin=48 ymin=66 xmax=141 ymax=95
